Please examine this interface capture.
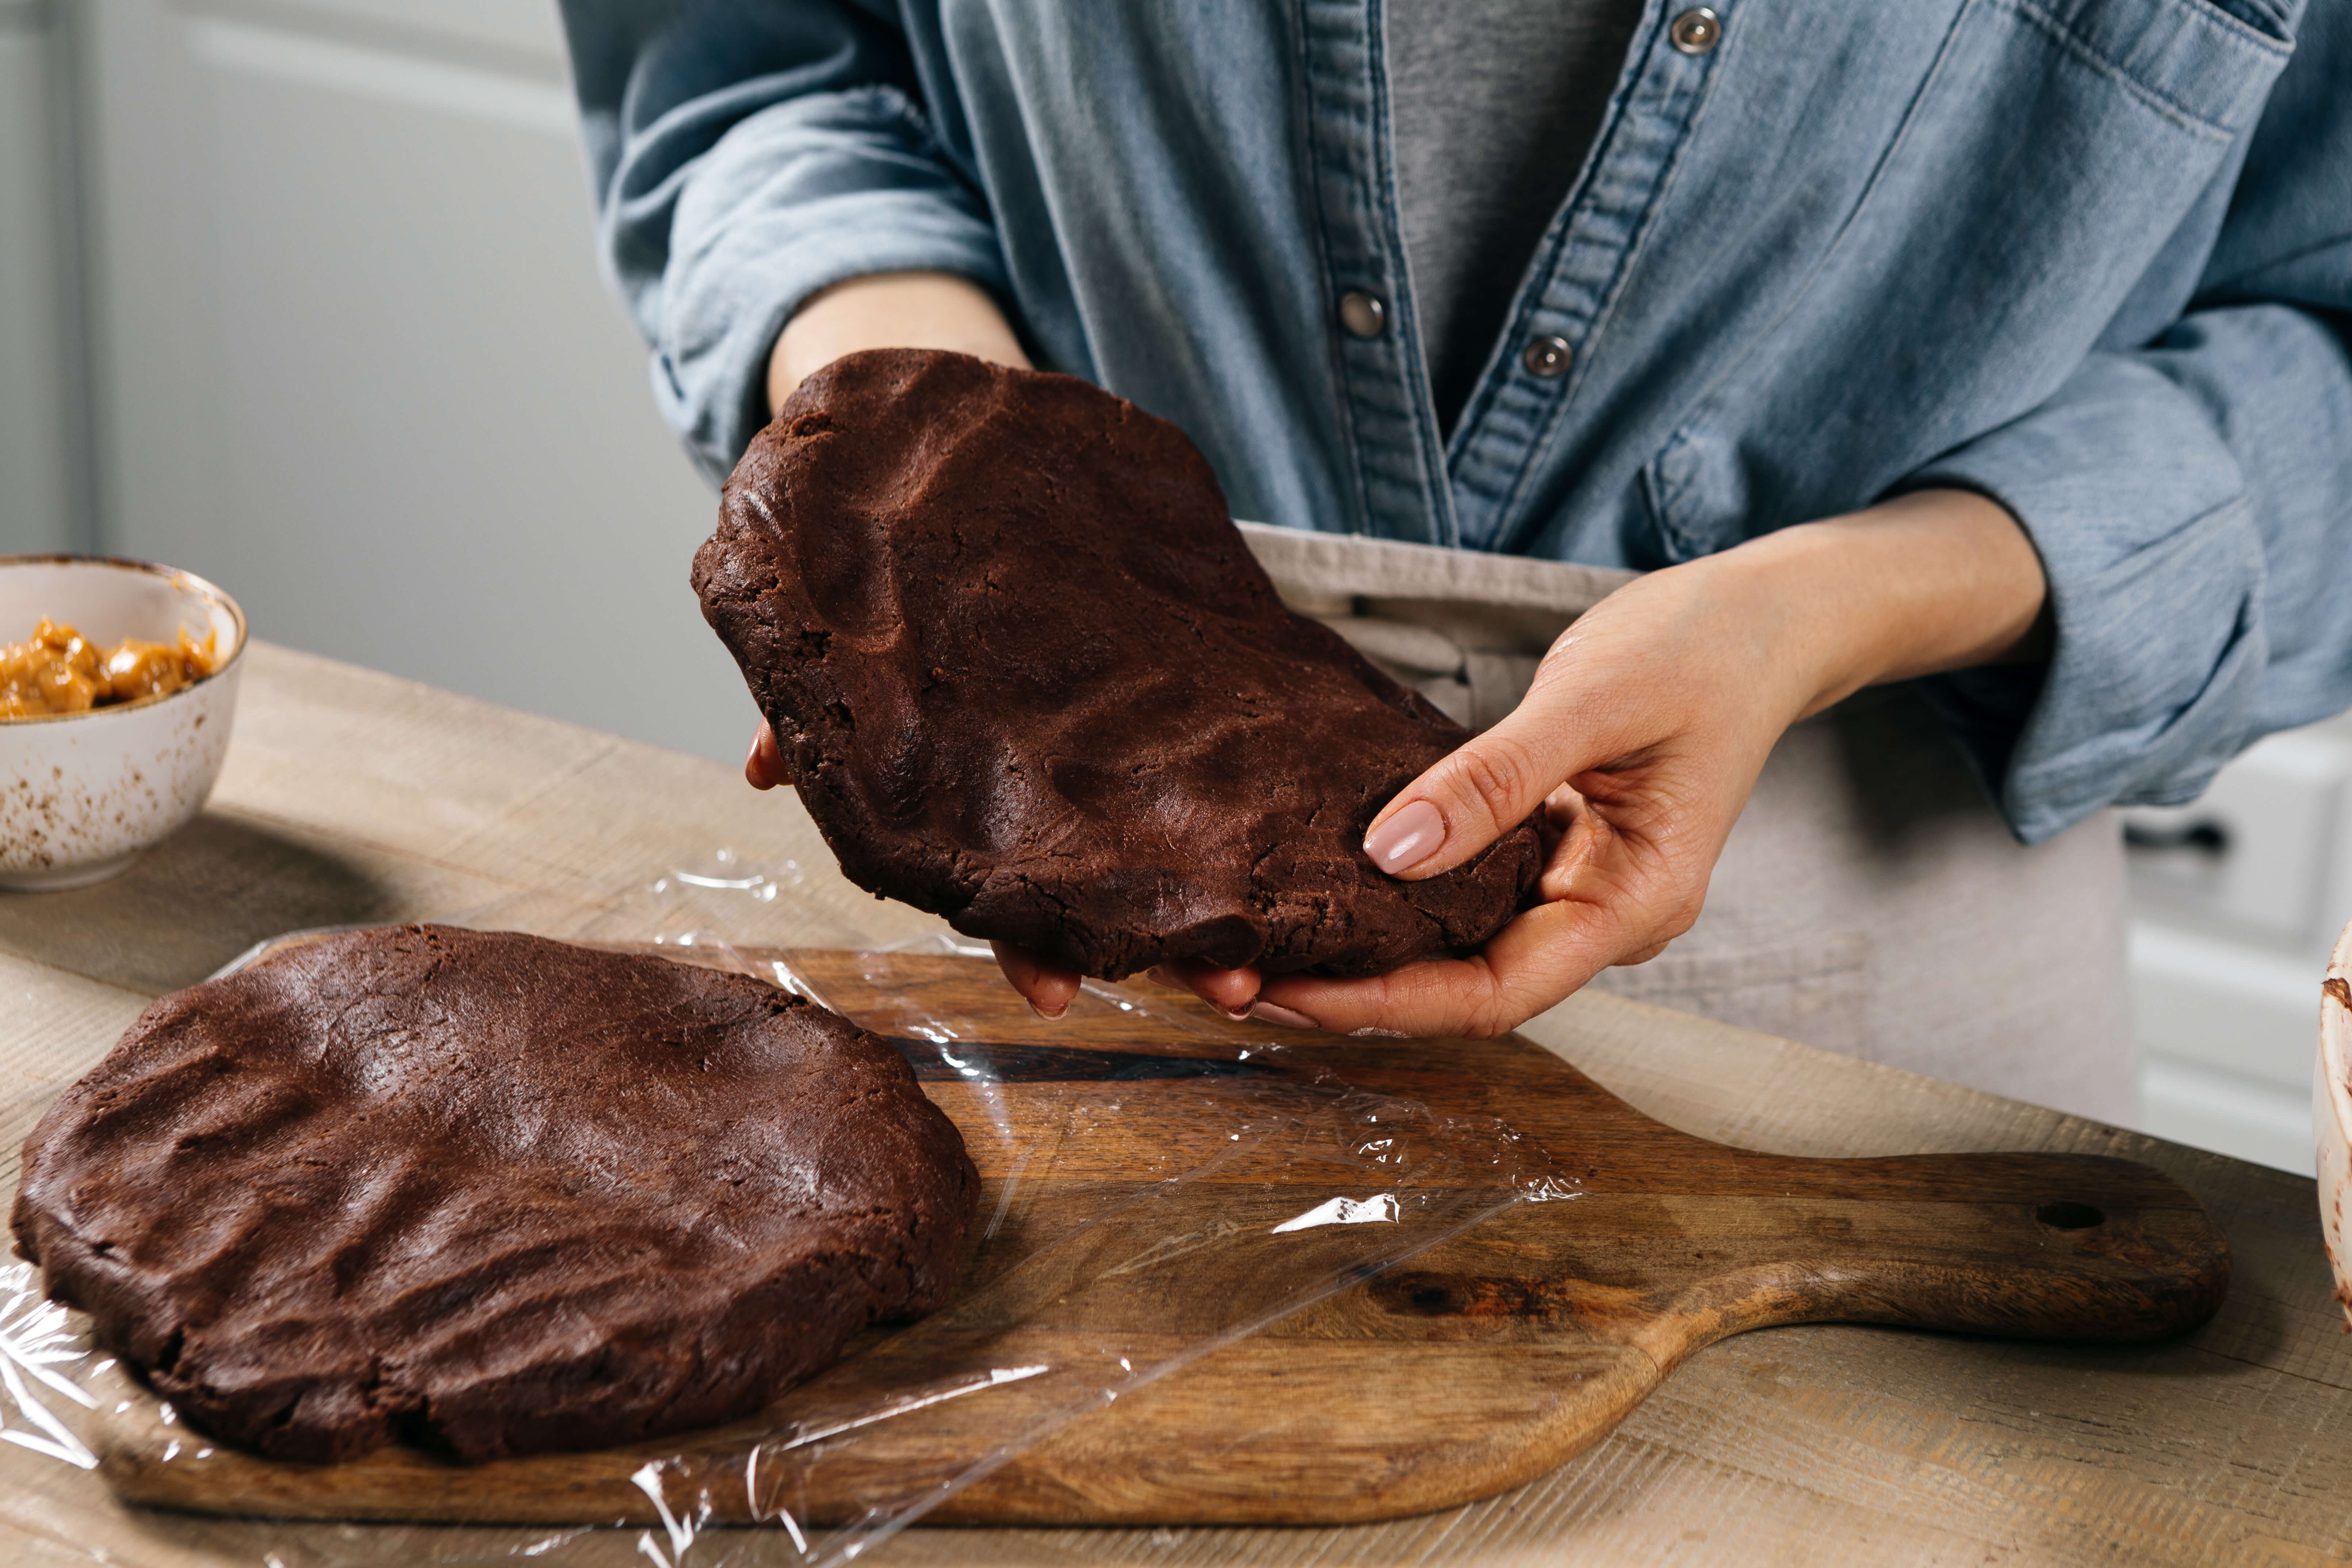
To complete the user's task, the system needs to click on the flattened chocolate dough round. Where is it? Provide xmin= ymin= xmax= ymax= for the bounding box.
xmin=9 ymin=925 xmax=978 ymax=1465
xmin=695 ymin=349 xmax=1542 ymax=980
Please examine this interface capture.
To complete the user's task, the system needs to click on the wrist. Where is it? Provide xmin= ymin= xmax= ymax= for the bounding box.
xmin=1655 ymin=537 xmax=1853 ymax=735
xmin=768 ymin=272 xmax=1031 ymax=413
xmin=1693 ymin=489 xmax=2049 ymax=722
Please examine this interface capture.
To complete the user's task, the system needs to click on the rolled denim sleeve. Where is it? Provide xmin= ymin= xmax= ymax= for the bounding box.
xmin=1901 ymin=12 xmax=2352 ymax=845
xmin=559 ymin=1 xmax=1010 ymax=483
xmin=1909 ymin=311 xmax=2352 ymax=842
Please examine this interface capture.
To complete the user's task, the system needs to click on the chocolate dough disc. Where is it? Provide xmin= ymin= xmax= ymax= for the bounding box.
xmin=9 ymin=925 xmax=978 ymax=1465
xmin=695 ymin=349 xmax=1542 ymax=979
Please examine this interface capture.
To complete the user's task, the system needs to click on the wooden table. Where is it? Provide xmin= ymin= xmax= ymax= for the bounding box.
xmin=4 ymin=643 xmax=2348 ymax=1568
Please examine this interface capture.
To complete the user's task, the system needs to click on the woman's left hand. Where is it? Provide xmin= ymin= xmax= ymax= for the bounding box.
xmin=991 ymin=489 xmax=2049 ymax=1035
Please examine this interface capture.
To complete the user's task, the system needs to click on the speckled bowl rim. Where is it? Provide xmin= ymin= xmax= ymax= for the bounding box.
xmin=2324 ymin=924 xmax=2352 ymax=1156
xmin=2318 ymin=920 xmax=2352 ymax=1334
xmin=0 ymin=554 xmax=248 ymax=726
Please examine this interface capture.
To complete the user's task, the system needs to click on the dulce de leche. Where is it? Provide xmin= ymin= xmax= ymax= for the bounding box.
xmin=0 ymin=618 xmax=218 ymax=720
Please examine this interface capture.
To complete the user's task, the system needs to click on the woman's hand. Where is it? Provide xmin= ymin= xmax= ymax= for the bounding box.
xmin=1122 ymin=489 xmax=2049 ymax=1037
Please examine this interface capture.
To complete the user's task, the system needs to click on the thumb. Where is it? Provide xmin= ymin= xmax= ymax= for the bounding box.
xmin=1363 ymin=672 xmax=1606 ymax=881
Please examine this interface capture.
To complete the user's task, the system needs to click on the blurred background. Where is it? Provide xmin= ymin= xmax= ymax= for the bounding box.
xmin=5 ymin=0 xmax=2347 ymax=1171
xmin=0 ymin=0 xmax=748 ymax=762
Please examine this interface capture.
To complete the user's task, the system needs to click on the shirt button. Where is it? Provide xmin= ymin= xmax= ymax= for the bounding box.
xmin=1339 ymin=291 xmax=1387 ymax=339
xmin=1670 ymin=7 xmax=1722 ymax=53
xmin=1521 ymin=336 xmax=1573 ymax=378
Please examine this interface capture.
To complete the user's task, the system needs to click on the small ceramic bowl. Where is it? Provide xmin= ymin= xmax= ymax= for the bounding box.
xmin=0 ymin=556 xmax=246 ymax=892
xmin=2315 ymin=918 xmax=2352 ymax=1328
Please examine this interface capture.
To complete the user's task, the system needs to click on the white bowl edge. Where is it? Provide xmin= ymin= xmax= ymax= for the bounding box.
xmin=2315 ymin=919 xmax=2352 ymax=1330
xmin=0 ymin=557 xmax=248 ymax=888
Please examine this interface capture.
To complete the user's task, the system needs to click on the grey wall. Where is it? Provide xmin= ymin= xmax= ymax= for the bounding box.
xmin=0 ymin=1 xmax=85 ymax=556
xmin=46 ymin=0 xmax=753 ymax=763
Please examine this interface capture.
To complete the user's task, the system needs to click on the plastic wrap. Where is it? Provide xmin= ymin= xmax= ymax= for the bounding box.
xmin=0 ymin=852 xmax=1576 ymax=1567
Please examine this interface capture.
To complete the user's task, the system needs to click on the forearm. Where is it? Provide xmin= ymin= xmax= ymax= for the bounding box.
xmin=1682 ymin=489 xmax=2049 ymax=726
xmin=768 ymin=272 xmax=1031 ymax=413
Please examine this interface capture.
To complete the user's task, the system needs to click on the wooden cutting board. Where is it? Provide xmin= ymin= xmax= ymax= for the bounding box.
xmin=95 ymin=948 xmax=2229 ymax=1528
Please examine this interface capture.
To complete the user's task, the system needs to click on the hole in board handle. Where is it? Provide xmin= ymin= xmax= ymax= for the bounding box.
xmin=2036 ymin=1202 xmax=2105 ymax=1230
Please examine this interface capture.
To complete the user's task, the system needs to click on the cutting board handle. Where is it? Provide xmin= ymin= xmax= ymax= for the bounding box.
xmin=1640 ymin=1150 xmax=2230 ymax=1364
xmin=1380 ymin=1148 xmax=2230 ymax=1374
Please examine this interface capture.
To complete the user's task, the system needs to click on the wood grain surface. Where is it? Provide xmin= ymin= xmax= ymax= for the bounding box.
xmin=1 ymin=645 xmax=2347 ymax=1567
xmin=84 ymin=943 xmax=2228 ymax=1527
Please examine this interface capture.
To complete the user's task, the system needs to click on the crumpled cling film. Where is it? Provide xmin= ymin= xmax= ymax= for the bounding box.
xmin=0 ymin=850 xmax=1579 ymax=1568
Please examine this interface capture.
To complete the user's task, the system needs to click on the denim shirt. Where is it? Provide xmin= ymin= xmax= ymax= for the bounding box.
xmin=559 ymin=0 xmax=2352 ymax=844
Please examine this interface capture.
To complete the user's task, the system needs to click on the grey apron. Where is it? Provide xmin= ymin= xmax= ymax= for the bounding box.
xmin=1240 ymin=523 xmax=2135 ymax=1126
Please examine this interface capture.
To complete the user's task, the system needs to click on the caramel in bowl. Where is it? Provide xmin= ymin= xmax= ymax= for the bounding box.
xmin=0 ymin=557 xmax=246 ymax=891
xmin=1 ymin=617 xmax=220 ymax=720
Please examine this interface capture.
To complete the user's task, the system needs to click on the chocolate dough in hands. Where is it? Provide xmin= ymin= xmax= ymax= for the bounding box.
xmin=696 ymin=349 xmax=1541 ymax=981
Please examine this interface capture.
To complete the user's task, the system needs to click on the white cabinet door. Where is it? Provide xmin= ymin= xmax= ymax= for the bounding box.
xmin=2126 ymin=715 xmax=2352 ymax=1173
xmin=0 ymin=1 xmax=81 ymax=555
xmin=79 ymin=0 xmax=755 ymax=761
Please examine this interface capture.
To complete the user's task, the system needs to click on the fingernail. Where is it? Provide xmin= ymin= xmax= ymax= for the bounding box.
xmin=1247 ymin=1001 xmax=1320 ymax=1030
xmin=1029 ymin=999 xmax=1069 ymax=1022
xmin=1217 ymin=1006 xmax=1253 ymax=1023
xmin=1364 ymin=800 xmax=1445 ymax=875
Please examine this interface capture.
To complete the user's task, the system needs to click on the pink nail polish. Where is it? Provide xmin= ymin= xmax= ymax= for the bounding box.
xmin=1364 ymin=799 xmax=1445 ymax=875
xmin=1247 ymin=1001 xmax=1320 ymax=1030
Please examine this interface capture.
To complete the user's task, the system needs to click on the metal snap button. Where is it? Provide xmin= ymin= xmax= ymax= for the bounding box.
xmin=1339 ymin=291 xmax=1387 ymax=339
xmin=1521 ymin=336 xmax=1573 ymax=378
xmin=1670 ymin=7 xmax=1722 ymax=53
